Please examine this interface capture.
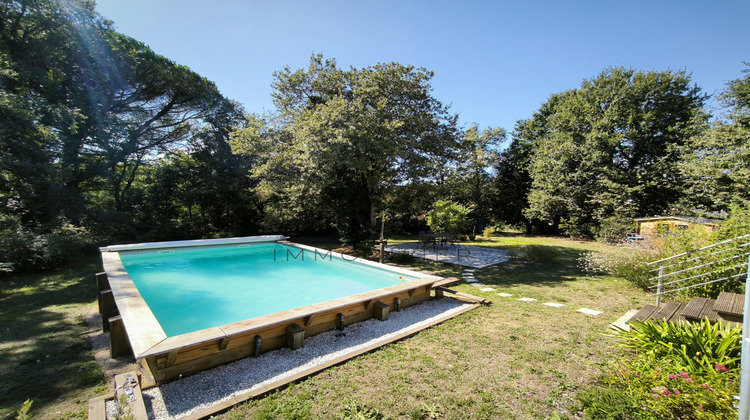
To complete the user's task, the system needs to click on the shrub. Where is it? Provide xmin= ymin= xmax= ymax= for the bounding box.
xmin=517 ymin=245 xmax=560 ymax=264
xmin=0 ymin=220 xmax=94 ymax=273
xmin=595 ymin=216 xmax=635 ymax=244
xmin=615 ymin=319 xmax=742 ymax=375
xmin=579 ymin=358 xmax=738 ymax=419
xmin=426 ymin=200 xmax=471 ymax=233
xmin=390 ymin=253 xmax=415 ymax=264
xmin=579 ymin=241 xmax=660 ymax=289
xmin=578 ymin=319 xmax=741 ymax=419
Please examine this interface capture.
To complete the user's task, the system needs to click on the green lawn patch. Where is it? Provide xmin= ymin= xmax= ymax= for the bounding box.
xmin=0 ymin=256 xmax=107 ymax=419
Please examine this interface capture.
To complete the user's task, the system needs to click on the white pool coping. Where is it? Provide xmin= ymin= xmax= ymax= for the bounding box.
xmin=99 ymin=235 xmax=288 ymax=252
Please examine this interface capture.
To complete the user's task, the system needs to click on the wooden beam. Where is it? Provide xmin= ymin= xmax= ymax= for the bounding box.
xmin=286 ymin=324 xmax=305 ymax=350
xmin=219 ymin=336 xmax=230 ymax=351
xmin=373 ymin=302 xmax=390 ymax=321
xmin=109 ymin=315 xmax=131 ymax=358
xmin=100 ymin=290 xmax=115 ymax=332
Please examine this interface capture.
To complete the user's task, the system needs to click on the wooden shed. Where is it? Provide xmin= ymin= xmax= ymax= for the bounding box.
xmin=634 ymin=216 xmax=720 ymax=237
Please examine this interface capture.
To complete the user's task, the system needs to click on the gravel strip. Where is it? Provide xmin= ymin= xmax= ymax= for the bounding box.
xmin=141 ymin=298 xmax=473 ymax=419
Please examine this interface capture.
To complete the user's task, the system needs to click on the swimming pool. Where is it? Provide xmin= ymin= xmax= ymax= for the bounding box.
xmin=99 ymin=236 xmax=441 ymax=384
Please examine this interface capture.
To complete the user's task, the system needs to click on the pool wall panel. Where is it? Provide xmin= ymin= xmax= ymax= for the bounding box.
xmin=143 ymin=284 xmax=433 ymax=383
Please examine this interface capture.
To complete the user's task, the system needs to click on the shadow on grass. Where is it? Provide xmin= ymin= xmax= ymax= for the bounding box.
xmin=478 ymin=244 xmax=589 ymax=287
xmin=0 ymin=255 xmax=106 ymax=418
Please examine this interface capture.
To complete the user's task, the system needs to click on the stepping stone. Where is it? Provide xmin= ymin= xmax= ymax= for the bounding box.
xmin=497 ymin=293 xmax=513 ymax=297
xmin=517 ymin=297 xmax=537 ymax=302
xmin=472 ymin=283 xmax=486 ymax=287
xmin=543 ymin=302 xmax=565 ymax=308
xmin=577 ymin=308 xmax=603 ymax=316
xmin=479 ymin=287 xmax=495 ymax=292
xmin=463 ymin=269 xmax=475 ymax=273
xmin=465 ymin=278 xmax=478 ymax=283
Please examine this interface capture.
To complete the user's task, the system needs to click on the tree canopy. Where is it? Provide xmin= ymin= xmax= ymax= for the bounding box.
xmin=230 ymin=54 xmax=460 ymax=245
xmin=519 ymin=68 xmax=708 ymax=237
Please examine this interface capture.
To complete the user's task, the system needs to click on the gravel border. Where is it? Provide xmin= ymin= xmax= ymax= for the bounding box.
xmin=139 ymin=298 xmax=473 ymax=419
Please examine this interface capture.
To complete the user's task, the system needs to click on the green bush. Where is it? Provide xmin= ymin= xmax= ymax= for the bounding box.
xmin=0 ymin=220 xmax=94 ymax=273
xmin=595 ymin=216 xmax=635 ymax=244
xmin=579 ymin=358 xmax=738 ymax=419
xmin=616 ymin=319 xmax=742 ymax=375
xmin=578 ymin=241 xmax=660 ymax=289
xmin=518 ymin=245 xmax=560 ymax=264
xmin=578 ymin=319 xmax=741 ymax=419
xmin=390 ymin=253 xmax=416 ymax=264
xmin=426 ymin=200 xmax=471 ymax=234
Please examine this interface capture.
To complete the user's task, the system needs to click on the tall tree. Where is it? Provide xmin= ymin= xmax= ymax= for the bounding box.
xmin=445 ymin=124 xmax=505 ymax=232
xmin=522 ymin=67 xmax=707 ymax=237
xmin=230 ymin=55 xmax=460 ymax=245
xmin=0 ymin=0 xmax=238 ymax=239
xmin=679 ymin=63 xmax=750 ymax=212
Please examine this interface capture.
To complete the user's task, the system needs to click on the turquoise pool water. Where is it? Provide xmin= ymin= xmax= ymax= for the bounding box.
xmin=118 ymin=242 xmax=418 ymax=337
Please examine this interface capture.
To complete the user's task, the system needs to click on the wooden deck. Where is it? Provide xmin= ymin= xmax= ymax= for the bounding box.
xmin=628 ymin=292 xmax=744 ymax=326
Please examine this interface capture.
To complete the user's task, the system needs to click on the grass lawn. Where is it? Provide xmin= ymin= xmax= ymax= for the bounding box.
xmin=0 ymin=234 xmax=649 ymax=419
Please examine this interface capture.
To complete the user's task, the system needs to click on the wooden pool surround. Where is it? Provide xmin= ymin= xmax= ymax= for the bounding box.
xmin=98 ymin=238 xmax=441 ymax=385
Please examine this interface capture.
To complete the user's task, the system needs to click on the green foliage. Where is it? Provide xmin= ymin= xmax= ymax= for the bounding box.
xmin=579 ymin=320 xmax=741 ymax=419
xmin=716 ymin=201 xmax=750 ymax=240
xmin=231 ymin=55 xmax=460 ymax=246
xmin=615 ymin=319 xmax=742 ymax=374
xmin=523 ymin=67 xmax=708 ymax=237
xmin=14 ymin=400 xmax=32 ymax=420
xmin=390 ymin=253 xmax=416 ymax=264
xmin=443 ymin=125 xmax=506 ymax=232
xmin=111 ymin=394 xmax=135 ymax=420
xmin=517 ymin=245 xmax=560 ymax=264
xmin=0 ymin=218 xmax=94 ymax=273
xmin=579 ymin=358 xmax=738 ymax=419
xmin=337 ymin=401 xmax=389 ymax=420
xmin=595 ymin=216 xmax=635 ymax=244
xmin=425 ymin=200 xmax=471 ymax=233
xmin=579 ymin=242 xmax=657 ymax=289
xmin=1 ymin=0 xmax=249 ymax=269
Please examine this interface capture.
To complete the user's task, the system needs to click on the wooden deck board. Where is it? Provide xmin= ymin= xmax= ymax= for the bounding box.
xmin=651 ymin=301 xmax=684 ymax=322
xmin=714 ymin=292 xmax=745 ymax=316
xmin=682 ymin=297 xmax=719 ymax=323
xmin=114 ymin=372 xmax=148 ymax=420
xmin=629 ymin=304 xmax=658 ymax=322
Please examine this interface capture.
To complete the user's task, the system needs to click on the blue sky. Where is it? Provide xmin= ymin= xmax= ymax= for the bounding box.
xmin=95 ymin=0 xmax=750 ymax=135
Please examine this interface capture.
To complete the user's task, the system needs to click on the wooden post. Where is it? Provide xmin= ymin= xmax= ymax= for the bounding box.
xmin=96 ymin=272 xmax=109 ymax=314
xmin=374 ymin=301 xmax=390 ymax=321
xmin=100 ymin=290 xmax=115 ymax=332
xmin=435 ymin=288 xmax=445 ymax=299
xmin=286 ymin=324 xmax=305 ymax=350
xmin=109 ymin=315 xmax=131 ymax=358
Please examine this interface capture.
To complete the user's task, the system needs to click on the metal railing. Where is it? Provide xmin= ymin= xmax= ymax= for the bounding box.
xmin=647 ymin=234 xmax=750 ymax=305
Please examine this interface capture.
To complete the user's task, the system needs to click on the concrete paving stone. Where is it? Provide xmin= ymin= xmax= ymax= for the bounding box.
xmin=577 ymin=308 xmax=603 ymax=316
